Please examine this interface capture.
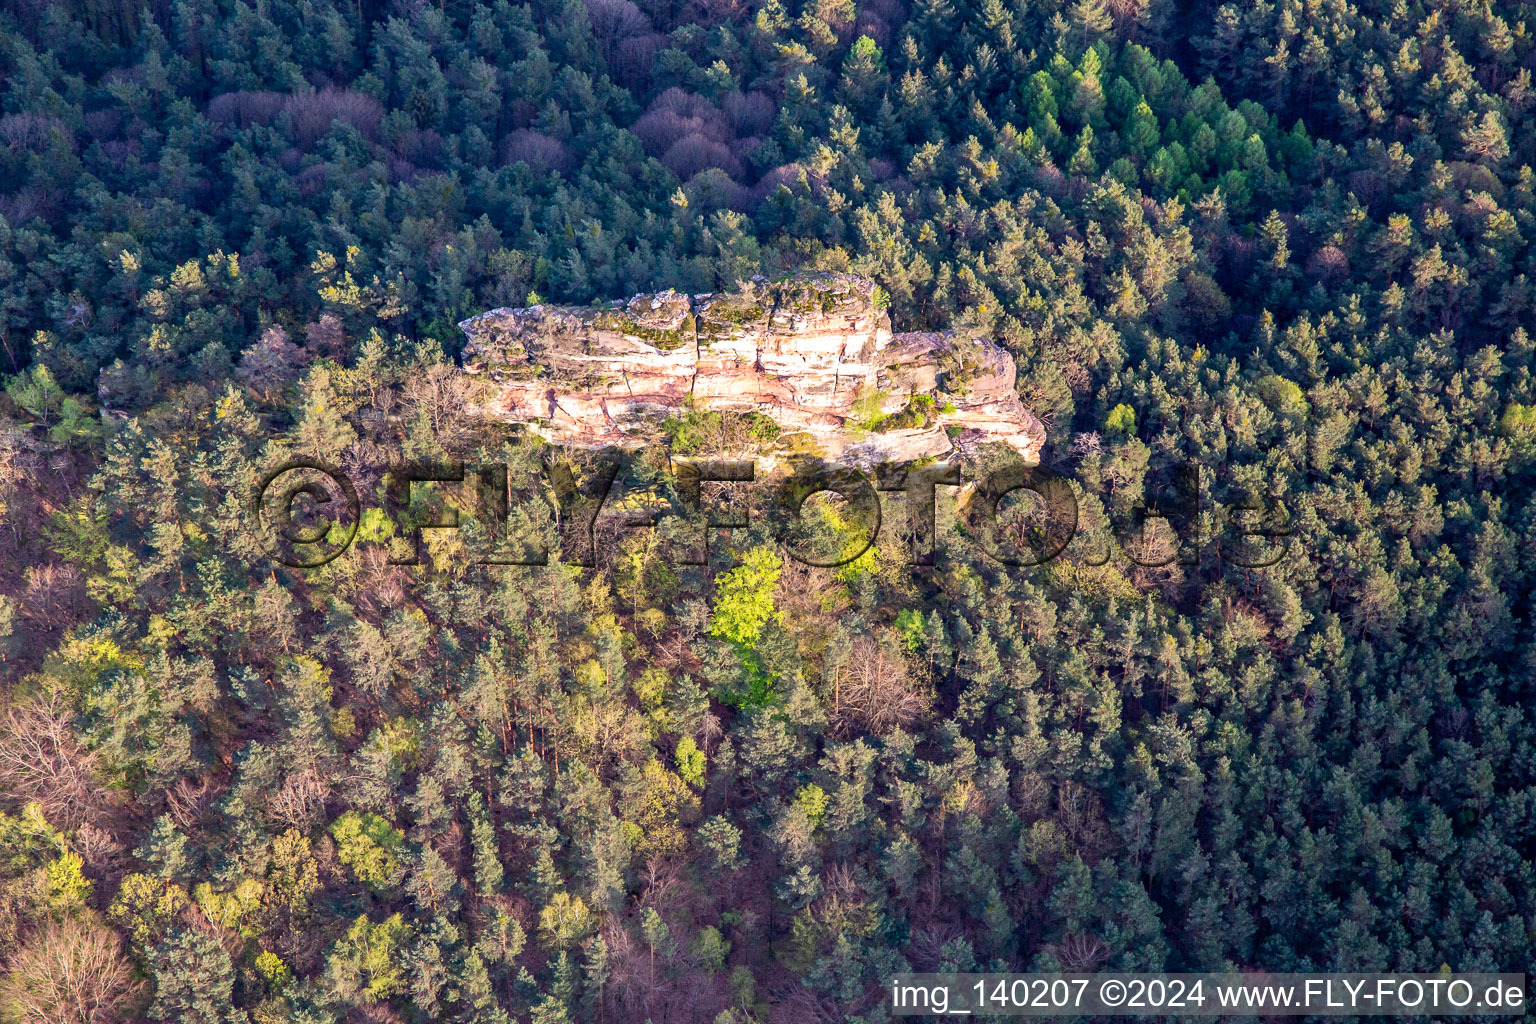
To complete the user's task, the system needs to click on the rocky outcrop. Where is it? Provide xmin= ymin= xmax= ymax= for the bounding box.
xmin=458 ymin=273 xmax=1043 ymax=466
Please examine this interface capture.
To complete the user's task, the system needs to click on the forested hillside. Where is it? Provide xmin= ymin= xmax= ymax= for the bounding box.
xmin=0 ymin=0 xmax=1534 ymax=1019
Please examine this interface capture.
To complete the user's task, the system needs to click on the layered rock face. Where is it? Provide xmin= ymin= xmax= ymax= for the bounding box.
xmin=458 ymin=273 xmax=1044 ymax=466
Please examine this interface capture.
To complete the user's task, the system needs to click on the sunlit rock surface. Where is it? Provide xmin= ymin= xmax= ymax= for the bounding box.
xmin=459 ymin=272 xmax=1044 ymax=466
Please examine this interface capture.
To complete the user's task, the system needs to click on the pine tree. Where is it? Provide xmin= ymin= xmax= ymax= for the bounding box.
xmin=147 ymin=931 xmax=247 ymax=1024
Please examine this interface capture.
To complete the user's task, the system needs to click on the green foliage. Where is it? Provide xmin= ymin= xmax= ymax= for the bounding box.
xmin=327 ymin=913 xmax=412 ymax=1004
xmin=1498 ymin=403 xmax=1536 ymax=438
xmin=627 ymin=759 xmax=702 ymax=860
xmin=254 ymin=949 xmax=291 ymax=990
xmin=664 ymin=405 xmax=781 ymax=453
xmin=699 ymin=816 xmax=745 ymax=873
xmin=894 ymin=609 xmax=926 ymax=652
xmin=42 ymin=501 xmax=110 ymax=571
xmin=43 ymin=851 xmax=90 ymax=914
xmin=355 ymin=507 xmax=398 ymax=545
xmin=194 ymin=879 xmax=265 ymax=936
xmin=109 ymin=874 xmax=189 ymax=953
xmin=847 ymin=386 xmax=890 ymax=432
xmin=4 ymin=364 xmax=64 ymax=423
xmin=0 ymin=804 xmax=89 ymax=924
xmin=1256 ymin=374 xmax=1307 ymax=415
xmin=538 ymin=893 xmax=594 ymax=949
xmin=2 ymin=0 xmax=1535 ymax=1016
xmin=266 ymin=829 xmax=320 ymax=921
xmin=1104 ymin=403 xmax=1137 ymax=436
xmin=880 ymin=393 xmax=937 ymax=431
xmin=662 ymin=404 xmax=726 ymax=455
xmin=792 ymin=784 xmax=828 ymax=829
xmin=328 ymin=812 xmax=404 ymax=892
xmin=640 ymin=907 xmax=673 ymax=958
xmin=676 ymin=735 xmax=707 ymax=788
xmin=708 ymin=548 xmax=784 ymax=649
xmin=147 ymin=930 xmax=247 ymax=1023
xmin=693 ymin=925 xmax=731 ymax=973
xmin=745 ymin=411 xmax=781 ymax=443
xmin=0 ymin=804 xmax=68 ymax=877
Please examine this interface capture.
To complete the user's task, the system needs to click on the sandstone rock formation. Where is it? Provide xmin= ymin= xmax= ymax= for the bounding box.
xmin=458 ymin=273 xmax=1044 ymax=466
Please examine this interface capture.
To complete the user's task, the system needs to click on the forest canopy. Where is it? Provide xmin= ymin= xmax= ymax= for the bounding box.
xmin=0 ymin=0 xmax=1534 ymax=1020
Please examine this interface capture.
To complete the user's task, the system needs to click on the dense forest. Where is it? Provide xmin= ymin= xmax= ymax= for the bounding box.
xmin=1 ymin=0 xmax=1534 ymax=1019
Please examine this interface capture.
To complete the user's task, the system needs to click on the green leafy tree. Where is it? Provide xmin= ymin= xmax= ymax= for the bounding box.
xmin=708 ymin=548 xmax=783 ymax=648
xmin=675 ymin=736 xmax=707 ymax=788
xmin=328 ymin=812 xmax=405 ymax=892
xmin=325 ymin=913 xmax=413 ymax=1004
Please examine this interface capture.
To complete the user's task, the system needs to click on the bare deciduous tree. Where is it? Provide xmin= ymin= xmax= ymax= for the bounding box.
xmin=834 ymin=634 xmax=929 ymax=736
xmin=236 ymin=325 xmax=305 ymax=403
xmin=0 ymin=426 xmax=30 ymax=544
xmin=721 ymin=91 xmax=776 ymax=136
xmin=163 ymin=776 xmax=219 ymax=833
xmin=0 ymin=917 xmax=142 ymax=1024
xmin=1054 ymin=931 xmax=1110 ymax=972
xmin=0 ymin=693 xmax=110 ymax=827
xmin=23 ymin=563 xmax=84 ymax=623
xmin=402 ymin=362 xmax=478 ymax=447
xmin=632 ymin=91 xmax=731 ymax=156
xmin=612 ymin=33 xmax=666 ymax=87
xmin=266 ymin=769 xmax=331 ymax=832
xmin=501 ymin=130 xmax=574 ymax=175
xmin=0 ymin=113 xmax=75 ymax=153
xmin=73 ymin=824 xmax=125 ymax=878
xmin=584 ymin=0 xmax=653 ymax=65
xmin=661 ymin=134 xmax=743 ymax=180
xmin=282 ymin=88 xmax=384 ymax=146
xmin=205 ymin=90 xmax=285 ymax=128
